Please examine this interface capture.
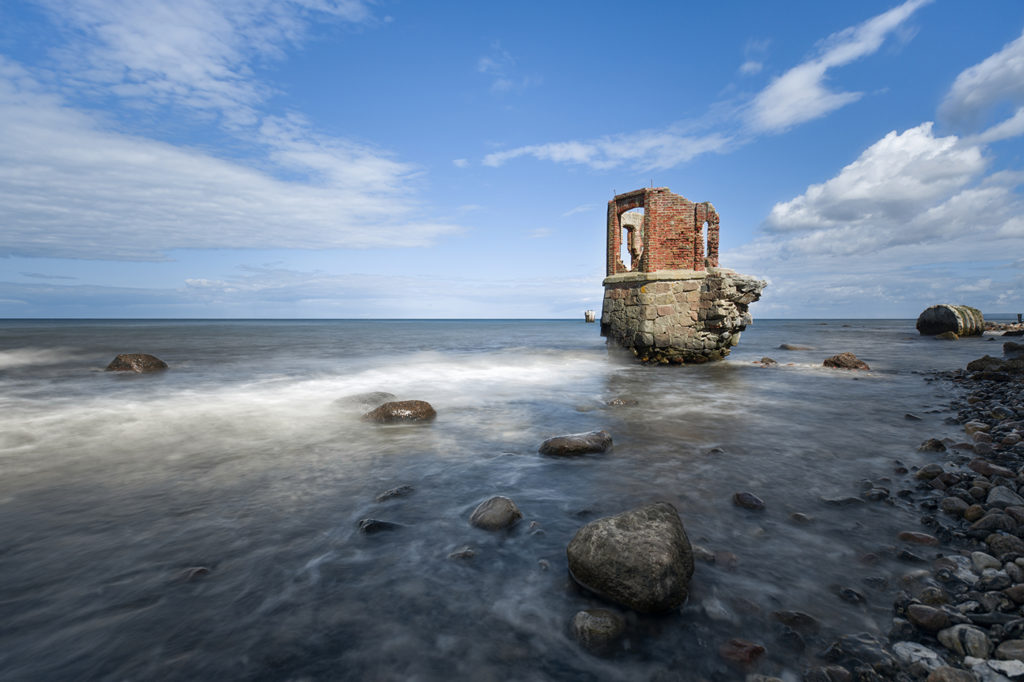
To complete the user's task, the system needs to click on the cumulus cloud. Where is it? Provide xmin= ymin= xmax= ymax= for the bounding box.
xmin=747 ymin=0 xmax=929 ymax=133
xmin=941 ymin=28 xmax=1024 ymax=129
xmin=726 ymin=122 xmax=1024 ymax=316
xmin=0 ymin=62 xmax=460 ymax=259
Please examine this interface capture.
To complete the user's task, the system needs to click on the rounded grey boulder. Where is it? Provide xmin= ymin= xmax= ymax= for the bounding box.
xmin=538 ymin=430 xmax=613 ymax=456
xmin=105 ymin=353 xmax=168 ymax=373
xmin=566 ymin=501 xmax=694 ymax=613
xmin=469 ymin=496 xmax=522 ymax=530
xmin=362 ymin=400 xmax=436 ymax=423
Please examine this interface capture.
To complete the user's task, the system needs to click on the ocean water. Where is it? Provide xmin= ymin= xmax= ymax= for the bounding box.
xmin=0 ymin=319 xmax=1003 ymax=680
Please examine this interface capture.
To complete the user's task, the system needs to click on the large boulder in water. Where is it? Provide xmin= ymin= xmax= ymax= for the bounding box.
xmin=916 ymin=304 xmax=984 ymax=336
xmin=538 ymin=430 xmax=613 ymax=456
xmin=566 ymin=501 xmax=694 ymax=613
xmin=362 ymin=400 xmax=436 ymax=423
xmin=105 ymin=353 xmax=168 ymax=373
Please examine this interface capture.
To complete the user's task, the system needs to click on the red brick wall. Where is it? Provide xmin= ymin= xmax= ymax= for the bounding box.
xmin=606 ymin=188 xmax=719 ymax=275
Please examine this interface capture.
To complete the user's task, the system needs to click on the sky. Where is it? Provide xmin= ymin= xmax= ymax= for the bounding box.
xmin=1 ymin=0 xmax=1023 ymax=318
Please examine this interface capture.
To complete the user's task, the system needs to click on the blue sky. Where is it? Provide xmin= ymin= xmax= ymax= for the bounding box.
xmin=1 ymin=0 xmax=1023 ymax=318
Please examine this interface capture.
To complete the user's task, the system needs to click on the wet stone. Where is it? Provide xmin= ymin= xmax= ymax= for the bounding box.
xmin=907 ymin=604 xmax=950 ymax=631
xmin=362 ymin=400 xmax=437 ymax=424
xmin=469 ymin=496 xmax=522 ymax=531
xmin=988 ymin=485 xmax=1024 ymax=508
xmin=448 ymin=546 xmax=475 ymax=560
xmin=732 ymin=491 xmax=765 ymax=510
xmin=570 ymin=609 xmax=625 ymax=652
xmin=978 ymin=569 xmax=1013 ymax=591
xmin=972 ymin=551 xmax=1002 ymax=571
xmin=375 ymin=485 xmax=414 ymax=502
xmin=538 ymin=430 xmax=613 ymax=457
xmin=899 ymin=531 xmax=940 ymax=546
xmin=891 ymin=641 xmax=947 ymax=677
xmin=941 ymin=497 xmax=970 ymax=515
xmin=925 ymin=667 xmax=978 ymax=682
xmin=937 ymin=623 xmax=992 ymax=658
xmin=920 ymin=438 xmax=948 ymax=453
xmin=358 ymin=519 xmax=402 ymax=534
xmin=965 ymin=505 xmax=986 ymax=522
xmin=996 ymin=638 xmax=1024 ymax=661
xmin=717 ymin=638 xmax=765 ymax=665
xmin=772 ymin=610 xmax=820 ymax=634
xmin=105 ymin=353 xmax=168 ymax=373
xmin=917 ymin=463 xmax=946 ymax=480
xmin=986 ymin=533 xmax=1024 ymax=556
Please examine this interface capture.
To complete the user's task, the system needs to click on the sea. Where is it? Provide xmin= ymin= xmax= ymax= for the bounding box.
xmin=0 ymin=318 xmax=1005 ymax=680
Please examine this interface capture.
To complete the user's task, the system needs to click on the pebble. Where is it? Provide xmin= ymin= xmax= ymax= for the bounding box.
xmin=972 ymin=551 xmax=1002 ymax=571
xmin=926 ymin=667 xmax=979 ymax=682
xmin=899 ymin=531 xmax=940 ymax=545
xmin=996 ymin=639 xmax=1024 ymax=661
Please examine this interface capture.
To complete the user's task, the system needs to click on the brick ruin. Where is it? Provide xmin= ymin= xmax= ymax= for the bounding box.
xmin=600 ymin=187 xmax=765 ymax=364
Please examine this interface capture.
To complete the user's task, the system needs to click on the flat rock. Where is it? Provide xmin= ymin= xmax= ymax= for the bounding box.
xmin=823 ymin=352 xmax=869 ymax=370
xmin=899 ymin=531 xmax=939 ymax=546
xmin=105 ymin=353 xmax=168 ymax=372
xmin=892 ymin=641 xmax=947 ymax=676
xmin=375 ymin=485 xmax=414 ymax=502
xmin=570 ymin=609 xmax=625 ymax=651
xmin=538 ymin=430 xmax=612 ymax=456
xmin=566 ymin=501 xmax=694 ymax=614
xmin=469 ymin=496 xmax=522 ymax=530
xmin=362 ymin=400 xmax=436 ymax=424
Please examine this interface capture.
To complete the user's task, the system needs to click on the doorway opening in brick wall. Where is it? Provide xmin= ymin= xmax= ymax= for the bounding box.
xmin=619 ymin=208 xmax=644 ymax=272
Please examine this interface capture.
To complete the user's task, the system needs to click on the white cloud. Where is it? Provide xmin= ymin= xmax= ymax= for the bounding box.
xmin=739 ymin=61 xmax=763 ymax=75
xmin=941 ymin=28 xmax=1024 ymax=128
xmin=747 ymin=0 xmax=930 ymax=133
xmin=0 ymin=62 xmax=460 ymax=259
xmin=483 ymin=130 xmax=731 ymax=171
xmin=37 ymin=0 xmax=373 ymax=127
xmin=725 ymin=121 xmax=1024 ymax=316
xmin=452 ymin=158 xmax=469 ymax=168
xmin=483 ymin=2 xmax=927 ymax=171
xmin=765 ymin=123 xmax=986 ymax=233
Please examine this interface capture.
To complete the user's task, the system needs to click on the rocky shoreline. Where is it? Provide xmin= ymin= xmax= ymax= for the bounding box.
xmin=809 ymin=338 xmax=1024 ymax=682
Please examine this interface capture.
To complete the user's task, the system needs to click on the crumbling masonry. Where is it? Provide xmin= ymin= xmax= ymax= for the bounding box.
xmin=600 ymin=188 xmax=766 ymax=363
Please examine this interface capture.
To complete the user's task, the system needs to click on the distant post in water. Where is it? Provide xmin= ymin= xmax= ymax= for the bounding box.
xmin=600 ymin=188 xmax=765 ymax=364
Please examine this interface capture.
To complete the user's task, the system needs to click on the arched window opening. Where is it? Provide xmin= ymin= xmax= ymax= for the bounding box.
xmin=619 ymin=208 xmax=644 ymax=272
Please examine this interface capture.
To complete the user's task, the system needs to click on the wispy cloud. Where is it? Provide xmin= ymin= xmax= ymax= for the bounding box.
xmin=562 ymin=204 xmax=597 ymax=217
xmin=476 ymin=42 xmax=539 ymax=94
xmin=0 ymin=60 xmax=460 ymax=259
xmin=746 ymin=0 xmax=930 ymax=133
xmin=37 ymin=0 xmax=374 ymax=128
xmin=484 ymin=0 xmax=928 ymax=171
xmin=941 ymin=27 xmax=1024 ymax=130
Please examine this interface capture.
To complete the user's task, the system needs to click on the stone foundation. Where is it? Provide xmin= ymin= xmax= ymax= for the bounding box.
xmin=600 ymin=268 xmax=766 ymax=364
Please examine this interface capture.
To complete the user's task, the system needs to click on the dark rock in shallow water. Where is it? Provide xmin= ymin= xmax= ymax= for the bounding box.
xmin=823 ymin=352 xmax=870 ymax=370
xmin=469 ymin=496 xmax=522 ymax=530
xmin=732 ymin=491 xmax=765 ymax=510
xmin=336 ymin=391 xmax=397 ymax=410
xmin=718 ymin=638 xmax=765 ymax=665
xmin=918 ymin=438 xmax=947 ymax=453
xmin=934 ymin=331 xmax=959 ymax=340
xmin=362 ymin=400 xmax=436 ymax=423
xmin=779 ymin=343 xmax=814 ymax=350
xmin=358 ymin=519 xmax=402 ymax=534
xmin=538 ymin=430 xmax=612 ymax=456
xmin=759 ymin=357 xmax=778 ymax=366
xmin=566 ymin=501 xmax=693 ymax=613
xmin=105 ymin=353 xmax=168 ymax=372
xmin=570 ymin=609 xmax=625 ymax=652
xmin=447 ymin=546 xmax=475 ymax=560
xmin=375 ymin=485 xmax=414 ymax=502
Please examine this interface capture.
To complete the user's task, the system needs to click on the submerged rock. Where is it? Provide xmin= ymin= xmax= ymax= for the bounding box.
xmin=105 ymin=353 xmax=168 ymax=373
xmin=375 ymin=485 xmax=414 ymax=502
xmin=779 ymin=344 xmax=814 ymax=351
xmin=469 ymin=496 xmax=522 ymax=530
xmin=732 ymin=491 xmax=765 ymax=510
xmin=823 ymin=352 xmax=870 ymax=370
xmin=718 ymin=638 xmax=765 ymax=665
xmin=336 ymin=391 xmax=397 ymax=410
xmin=570 ymin=609 xmax=625 ymax=652
xmin=566 ymin=501 xmax=694 ymax=613
xmin=358 ymin=518 xmax=402 ymax=534
xmin=362 ymin=400 xmax=436 ymax=423
xmin=935 ymin=331 xmax=959 ymax=341
xmin=538 ymin=430 xmax=613 ymax=456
